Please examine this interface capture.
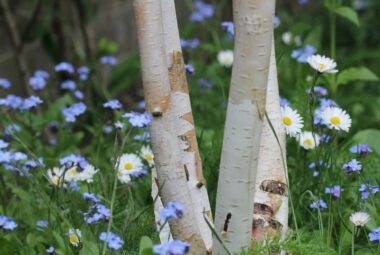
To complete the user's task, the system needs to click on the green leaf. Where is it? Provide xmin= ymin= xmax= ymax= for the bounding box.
xmin=109 ymin=53 xmax=140 ymax=97
xmin=138 ymin=236 xmax=154 ymax=255
xmin=337 ymin=67 xmax=379 ymax=85
xmin=79 ymin=242 xmax=99 ymax=255
xmin=334 ymin=6 xmax=360 ymax=27
xmin=351 ymin=129 xmax=380 ymax=155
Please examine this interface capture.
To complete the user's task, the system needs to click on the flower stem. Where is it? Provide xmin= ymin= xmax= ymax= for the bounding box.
xmin=101 ymin=171 xmax=119 ymax=255
xmin=352 ymin=227 xmax=355 ymax=255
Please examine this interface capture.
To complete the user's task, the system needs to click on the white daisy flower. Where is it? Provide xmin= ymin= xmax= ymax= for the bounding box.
xmin=217 ymin=50 xmax=234 ymax=67
xmin=281 ymin=106 xmax=304 ymax=137
xmin=140 ymin=146 xmax=154 ymax=167
xmin=117 ymin=171 xmax=131 ymax=184
xmin=281 ymin=31 xmax=293 ymax=45
xmin=47 ymin=167 xmax=65 ymax=186
xmin=350 ymin=212 xmax=370 ymax=227
xmin=321 ymin=107 xmax=351 ymax=132
xmin=76 ymin=164 xmax=98 ymax=183
xmin=298 ymin=131 xmax=320 ymax=150
xmin=307 ymin=55 xmax=338 ymax=74
xmin=64 ymin=165 xmax=80 ymax=183
xmin=117 ymin=153 xmax=143 ymax=176
xmin=67 ymin=228 xmax=81 ymax=246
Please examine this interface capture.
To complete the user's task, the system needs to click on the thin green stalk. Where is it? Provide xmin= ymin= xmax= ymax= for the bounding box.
xmin=101 ymin=130 xmax=130 ymax=255
xmin=101 ymin=171 xmax=119 ymax=255
xmin=351 ymin=227 xmax=355 ymax=255
xmin=327 ymin=195 xmax=333 ymax=247
xmin=317 ymin=206 xmax=324 ymax=240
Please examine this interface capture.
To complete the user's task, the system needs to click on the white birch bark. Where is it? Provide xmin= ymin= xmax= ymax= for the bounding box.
xmin=160 ymin=0 xmax=213 ymax=251
xmin=213 ymin=1 xmax=275 ymax=254
xmin=252 ymin=40 xmax=289 ymax=242
xmin=134 ymin=1 xmax=207 ymax=253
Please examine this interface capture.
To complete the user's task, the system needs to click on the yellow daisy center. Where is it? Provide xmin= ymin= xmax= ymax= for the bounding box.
xmin=283 ymin=116 xmax=292 ymax=126
xmin=124 ymin=162 xmax=133 ymax=170
xmin=68 ymin=167 xmax=78 ymax=176
xmin=304 ymin=138 xmax=313 ymax=146
xmin=330 ymin=116 xmax=341 ymax=125
xmin=69 ymin=234 xmax=80 ymax=245
xmin=52 ymin=177 xmax=60 ymax=185
xmin=145 ymin=153 xmax=153 ymax=161
xmin=319 ymin=63 xmax=326 ymax=71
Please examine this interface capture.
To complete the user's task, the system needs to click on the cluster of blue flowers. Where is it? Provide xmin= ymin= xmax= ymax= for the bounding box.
xmin=99 ymin=231 xmax=124 ymax=250
xmin=0 ymin=215 xmax=18 ymax=230
xmin=153 ymin=240 xmax=190 ymax=255
xmin=159 ymin=201 xmax=185 ymax=223
xmin=61 ymin=80 xmax=76 ymax=91
xmin=359 ymin=184 xmax=379 ymax=200
xmin=55 ymin=62 xmax=75 ymax=74
xmin=62 ymin=102 xmax=87 ymax=122
xmin=0 ymin=140 xmax=44 ymax=176
xmin=60 ymin=154 xmax=88 ymax=169
xmin=103 ymin=99 xmax=122 ymax=110
xmin=189 ymin=1 xmax=214 ymax=22
xmin=342 ymin=158 xmax=362 ymax=174
xmin=100 ymin=55 xmax=118 ymax=66
xmin=325 ymin=185 xmax=342 ymax=199
xmin=350 ymin=144 xmax=372 ymax=156
xmin=133 ymin=131 xmax=150 ymax=142
xmin=29 ymin=70 xmax=49 ymax=91
xmin=84 ymin=204 xmax=111 ymax=224
xmin=369 ymin=227 xmax=380 ymax=242
xmin=180 ymin=38 xmax=200 ymax=49
xmin=184 ymin=64 xmax=195 ymax=76
xmin=310 ymin=199 xmax=327 ymax=209
xmin=0 ymin=94 xmax=43 ymax=111
xmin=0 ymin=77 xmax=11 ymax=89
xmin=46 ymin=246 xmax=55 ymax=254
xmin=291 ymin=45 xmax=317 ymax=63
xmin=122 ymin=112 xmax=152 ymax=128
xmin=77 ymin=66 xmax=90 ymax=81
xmin=221 ymin=21 xmax=234 ymax=40
xmin=82 ymin=192 xmax=111 ymax=224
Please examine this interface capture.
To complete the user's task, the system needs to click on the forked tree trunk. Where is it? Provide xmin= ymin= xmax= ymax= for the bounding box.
xmin=159 ymin=0 xmax=213 ymax=251
xmin=134 ymin=1 xmax=207 ymax=253
xmin=213 ymin=1 xmax=275 ymax=254
xmin=252 ymin=40 xmax=289 ymax=242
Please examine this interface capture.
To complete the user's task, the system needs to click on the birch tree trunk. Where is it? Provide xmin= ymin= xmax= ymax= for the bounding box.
xmin=252 ymin=40 xmax=289 ymax=242
xmin=213 ymin=1 xmax=275 ymax=254
xmin=134 ymin=1 xmax=207 ymax=253
xmin=159 ymin=0 xmax=213 ymax=251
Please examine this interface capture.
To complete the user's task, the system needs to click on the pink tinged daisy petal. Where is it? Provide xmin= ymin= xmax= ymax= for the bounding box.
xmin=350 ymin=212 xmax=370 ymax=226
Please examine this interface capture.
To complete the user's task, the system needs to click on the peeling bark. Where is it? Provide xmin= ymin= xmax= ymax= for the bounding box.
xmin=252 ymin=41 xmax=289 ymax=242
xmin=160 ymin=0 xmax=213 ymax=251
xmin=134 ymin=1 xmax=206 ymax=253
xmin=213 ymin=1 xmax=275 ymax=254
